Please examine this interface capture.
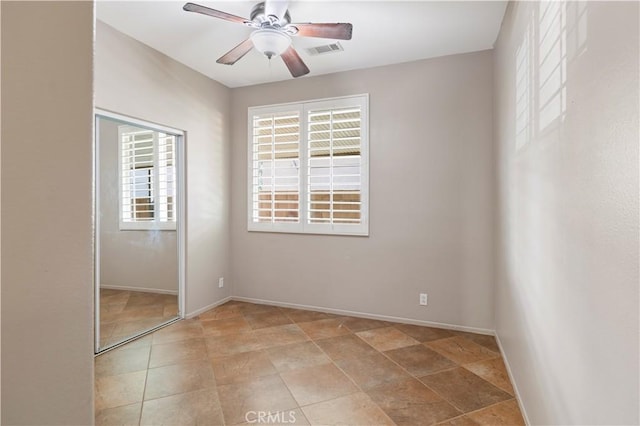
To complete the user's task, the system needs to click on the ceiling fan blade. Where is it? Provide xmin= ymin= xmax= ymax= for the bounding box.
xmin=217 ymin=38 xmax=254 ymax=65
xmin=280 ymin=46 xmax=310 ymax=78
xmin=183 ymin=2 xmax=249 ymax=25
xmin=289 ymin=23 xmax=353 ymax=40
xmin=265 ymin=0 xmax=289 ymax=21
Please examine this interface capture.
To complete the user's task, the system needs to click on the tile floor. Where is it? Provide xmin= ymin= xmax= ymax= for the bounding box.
xmin=95 ymin=301 xmax=525 ymax=425
xmin=100 ymin=289 xmax=179 ymax=349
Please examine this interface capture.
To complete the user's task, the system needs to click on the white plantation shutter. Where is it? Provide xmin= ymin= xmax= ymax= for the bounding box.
xmin=248 ymin=95 xmax=368 ymax=236
xmin=119 ymin=126 xmax=177 ymax=230
xmin=157 ymin=133 xmax=176 ymax=222
xmin=121 ymin=129 xmax=154 ymax=222
xmin=250 ymin=108 xmax=301 ymax=227
xmin=307 ymin=106 xmax=362 ymax=225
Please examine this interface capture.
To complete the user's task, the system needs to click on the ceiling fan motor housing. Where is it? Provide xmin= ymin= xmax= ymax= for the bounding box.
xmin=250 ymin=1 xmax=291 ymax=27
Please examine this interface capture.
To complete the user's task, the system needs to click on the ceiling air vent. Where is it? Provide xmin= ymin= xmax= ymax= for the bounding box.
xmin=306 ymin=42 xmax=344 ymax=56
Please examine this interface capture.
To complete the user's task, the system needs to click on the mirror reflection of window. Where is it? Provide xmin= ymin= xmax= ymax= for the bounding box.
xmin=119 ymin=127 xmax=176 ymax=230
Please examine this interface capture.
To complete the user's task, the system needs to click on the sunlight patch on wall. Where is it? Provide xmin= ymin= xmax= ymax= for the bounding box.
xmin=514 ymin=0 xmax=589 ymax=149
xmin=538 ymin=0 xmax=567 ymax=132
xmin=515 ymin=19 xmax=532 ymax=151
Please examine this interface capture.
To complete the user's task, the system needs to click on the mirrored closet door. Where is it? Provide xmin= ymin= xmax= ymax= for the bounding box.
xmin=95 ymin=110 xmax=185 ymax=353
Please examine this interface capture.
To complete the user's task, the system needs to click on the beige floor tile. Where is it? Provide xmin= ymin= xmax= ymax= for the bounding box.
xmin=245 ymin=310 xmax=293 ymax=330
xmin=297 ymin=318 xmax=351 ymax=340
xmin=437 ymin=415 xmax=481 ymax=425
xmin=454 ymin=331 xmax=500 ymax=352
xmin=99 ymin=290 xmax=179 ymax=352
xmin=99 ymin=323 xmax=117 ymax=348
xmin=95 ymin=370 xmax=147 ymax=411
xmin=314 ymin=334 xmax=378 ymax=361
xmin=119 ymin=335 xmax=153 ymax=349
xmin=357 ymin=326 xmax=420 ymax=352
xmin=420 ymin=367 xmax=511 ymax=413
xmin=265 ymin=341 xmax=331 ymax=373
xmin=201 ymin=316 xmax=252 ymax=336
xmin=140 ymin=388 xmax=224 ymax=426
xmin=117 ymin=305 xmax=165 ymax=322
xmin=341 ymin=316 xmax=393 ymax=332
xmin=280 ymin=308 xmax=333 ymax=323
xmin=467 ymin=399 xmax=525 ymax=425
xmin=111 ymin=317 xmax=168 ymax=340
xmin=144 ymin=360 xmax=215 ymax=400
xmin=198 ymin=303 xmax=244 ymax=321
xmin=335 ymin=351 xmax=410 ymax=390
xmin=464 ymin=357 xmax=514 ymax=395
xmin=95 ymin=345 xmax=150 ymax=377
xmin=163 ymin=303 xmax=179 ymax=317
xmin=426 ymin=336 xmax=499 ymax=365
xmin=150 ymin=319 xmax=203 ymax=345
xmin=367 ymin=377 xmax=462 ymax=425
xmin=393 ymin=323 xmax=455 ymax=342
xmin=100 ymin=290 xmax=130 ymax=305
xmin=100 ymin=302 xmax=128 ymax=323
xmin=302 ymin=392 xmax=394 ymax=426
xmin=253 ymin=323 xmax=309 ymax=349
xmin=95 ymin=402 xmax=141 ymax=426
xmin=212 ymin=350 xmax=277 ymax=384
xmin=385 ymin=344 xmax=457 ymax=376
xmin=148 ymin=337 xmax=208 ymax=368
xmin=217 ymin=374 xmax=298 ymax=425
xmin=124 ymin=293 xmax=176 ymax=310
xmin=281 ymin=363 xmax=359 ymax=406
xmin=205 ymin=332 xmax=264 ymax=357
xmin=238 ymin=408 xmax=309 ymax=426
xmin=235 ymin=302 xmax=281 ymax=315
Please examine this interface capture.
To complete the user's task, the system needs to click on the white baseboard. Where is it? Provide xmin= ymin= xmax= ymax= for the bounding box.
xmin=495 ymin=333 xmax=531 ymax=425
xmin=185 ymin=296 xmax=232 ymax=319
xmin=100 ymin=284 xmax=178 ymax=296
xmin=231 ymin=296 xmax=494 ymax=336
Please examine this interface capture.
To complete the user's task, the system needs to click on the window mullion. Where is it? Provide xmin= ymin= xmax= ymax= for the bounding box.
xmin=153 ymin=131 xmax=160 ymax=224
xmin=270 ymin=116 xmax=276 ymax=224
xmin=329 ymin=110 xmax=334 ymax=227
xmin=300 ymin=106 xmax=308 ymax=230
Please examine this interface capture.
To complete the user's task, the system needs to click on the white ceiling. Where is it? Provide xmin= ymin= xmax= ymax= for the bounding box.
xmin=97 ymin=1 xmax=507 ymax=88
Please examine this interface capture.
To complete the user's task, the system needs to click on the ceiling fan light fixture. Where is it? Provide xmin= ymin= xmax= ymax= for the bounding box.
xmin=250 ymin=29 xmax=291 ymax=59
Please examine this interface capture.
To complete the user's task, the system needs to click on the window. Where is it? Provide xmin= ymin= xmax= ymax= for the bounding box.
xmin=248 ymin=95 xmax=369 ymax=236
xmin=119 ymin=126 xmax=176 ymax=230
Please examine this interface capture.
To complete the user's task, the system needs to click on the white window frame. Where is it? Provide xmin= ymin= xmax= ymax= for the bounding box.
xmin=247 ymin=94 xmax=369 ymax=236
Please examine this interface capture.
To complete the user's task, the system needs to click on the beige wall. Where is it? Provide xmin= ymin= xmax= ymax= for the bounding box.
xmin=1 ymin=2 xmax=94 ymax=424
xmin=493 ymin=2 xmax=639 ymax=424
xmin=230 ymin=51 xmax=496 ymax=330
xmin=95 ymin=21 xmax=231 ymax=315
xmin=98 ymin=118 xmax=178 ymax=293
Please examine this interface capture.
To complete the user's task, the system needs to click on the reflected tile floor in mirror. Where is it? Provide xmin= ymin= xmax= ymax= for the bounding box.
xmin=100 ymin=289 xmax=179 ymax=349
xmin=95 ymin=301 xmax=525 ymax=425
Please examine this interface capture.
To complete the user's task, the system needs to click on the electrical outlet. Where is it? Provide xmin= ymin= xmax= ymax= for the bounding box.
xmin=419 ymin=293 xmax=428 ymax=306
xmin=218 ymin=277 xmax=224 ymax=288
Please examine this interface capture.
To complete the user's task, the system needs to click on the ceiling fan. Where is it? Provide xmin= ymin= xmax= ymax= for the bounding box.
xmin=183 ymin=1 xmax=353 ymax=78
